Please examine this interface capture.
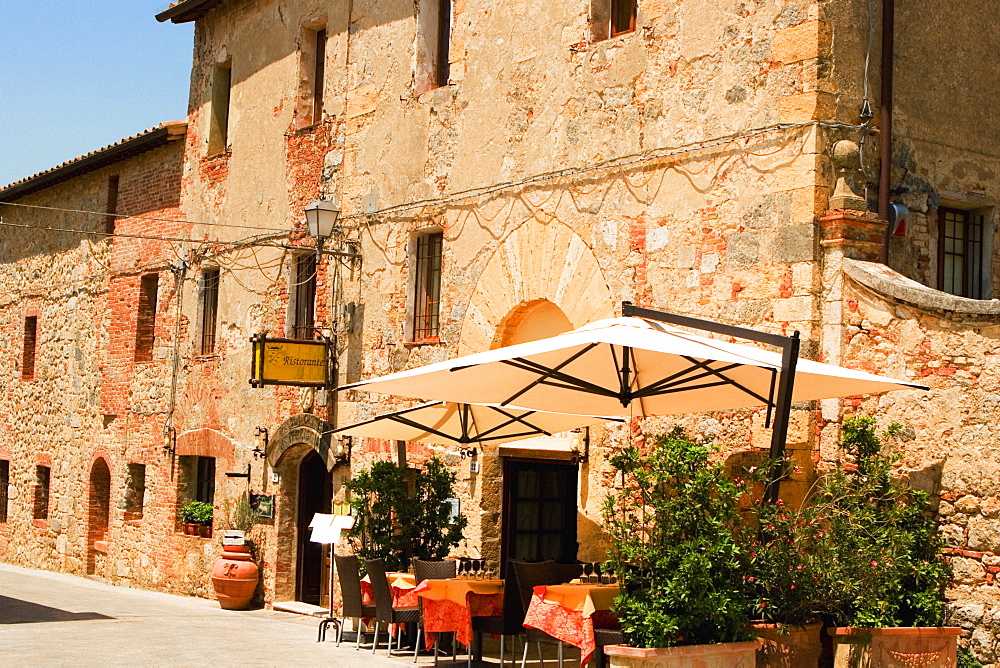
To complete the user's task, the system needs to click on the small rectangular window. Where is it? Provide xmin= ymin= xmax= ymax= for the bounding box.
xmin=105 ymin=175 xmax=120 ymax=236
xmin=313 ymin=28 xmax=327 ymax=124
xmin=177 ymin=456 xmax=215 ymax=528
xmin=938 ymin=207 xmax=985 ymax=299
xmin=208 ymin=63 xmax=232 ymax=155
xmin=200 ymin=268 xmax=220 ymax=355
xmin=292 ymin=253 xmax=317 ymax=339
xmin=436 ymin=0 xmax=451 ymax=87
xmin=197 ymin=457 xmax=216 ymax=506
xmin=592 ymin=0 xmax=636 ymax=41
xmin=34 ymin=465 xmax=50 ymax=520
xmin=22 ymin=316 xmax=37 ymax=380
xmin=413 ymin=231 xmax=443 ymax=341
xmin=124 ymin=463 xmax=146 ymax=519
xmin=135 ymin=274 xmax=159 ymax=362
xmin=0 ymin=460 xmax=9 ymax=523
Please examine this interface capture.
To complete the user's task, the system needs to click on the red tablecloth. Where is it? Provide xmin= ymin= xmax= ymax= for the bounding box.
xmin=360 ymin=572 xmax=419 ymax=608
xmin=522 ymin=584 xmax=620 ymax=666
xmin=414 ymin=578 xmax=504 ymax=649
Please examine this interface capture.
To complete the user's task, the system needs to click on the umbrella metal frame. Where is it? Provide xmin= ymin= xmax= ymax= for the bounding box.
xmin=619 ymin=302 xmax=798 ymax=503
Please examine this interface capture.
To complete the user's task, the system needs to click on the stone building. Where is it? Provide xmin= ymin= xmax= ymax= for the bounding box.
xmin=2 ymin=0 xmax=1000 ymax=660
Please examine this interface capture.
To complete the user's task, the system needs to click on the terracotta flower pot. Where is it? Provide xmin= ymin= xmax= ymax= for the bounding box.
xmin=604 ymin=641 xmax=759 ymax=668
xmin=827 ymin=627 xmax=962 ymax=668
xmin=199 ymin=524 xmax=212 ymax=538
xmin=184 ymin=522 xmax=200 ymax=536
xmin=749 ymin=622 xmax=822 ymax=668
xmin=210 ymin=545 xmax=260 ymax=610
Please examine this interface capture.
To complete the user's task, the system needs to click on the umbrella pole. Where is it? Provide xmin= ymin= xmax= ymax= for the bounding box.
xmin=621 ymin=302 xmax=799 ymax=502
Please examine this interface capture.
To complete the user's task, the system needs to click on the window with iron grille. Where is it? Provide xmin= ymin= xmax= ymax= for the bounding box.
xmin=134 ymin=274 xmax=159 ymax=362
xmin=292 ymin=253 xmax=317 ymax=339
xmin=0 ymin=460 xmax=9 ymax=523
xmin=105 ymin=175 xmax=120 ymax=236
xmin=22 ymin=316 xmax=37 ymax=380
xmin=200 ymin=268 xmax=220 ymax=355
xmin=412 ymin=231 xmax=443 ymax=342
xmin=938 ymin=207 xmax=986 ymax=299
xmin=34 ymin=465 xmax=50 ymax=520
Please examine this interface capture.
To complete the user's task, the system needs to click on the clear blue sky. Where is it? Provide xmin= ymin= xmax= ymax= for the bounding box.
xmin=0 ymin=1 xmax=194 ymax=186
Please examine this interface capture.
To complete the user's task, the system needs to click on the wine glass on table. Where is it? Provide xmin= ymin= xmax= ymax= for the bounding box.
xmin=582 ymin=562 xmax=593 ymax=584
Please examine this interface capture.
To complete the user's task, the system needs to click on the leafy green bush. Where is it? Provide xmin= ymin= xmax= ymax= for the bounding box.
xmin=815 ymin=417 xmax=950 ymax=627
xmin=346 ymin=456 xmax=467 ymax=572
xmin=602 ymin=428 xmax=756 ymax=648
xmin=747 ymin=499 xmax=840 ymax=626
xmin=180 ymin=500 xmax=214 ymax=525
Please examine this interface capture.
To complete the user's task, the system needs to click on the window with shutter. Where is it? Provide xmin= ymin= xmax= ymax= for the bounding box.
xmin=134 ymin=274 xmax=159 ymax=362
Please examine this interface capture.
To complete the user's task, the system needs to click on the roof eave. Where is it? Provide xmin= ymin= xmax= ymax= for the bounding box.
xmin=0 ymin=122 xmax=187 ymax=203
xmin=155 ymin=0 xmax=225 ymax=23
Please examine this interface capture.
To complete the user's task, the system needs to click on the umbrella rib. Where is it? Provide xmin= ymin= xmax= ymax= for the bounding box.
xmin=475 ymin=407 xmax=554 ymax=439
xmin=635 ymin=361 xmax=773 ymax=406
xmin=498 ymin=343 xmax=615 ymax=404
xmin=636 ymin=358 xmax=743 ymax=395
xmin=500 ymin=360 xmax=620 ymax=398
xmin=386 ymin=414 xmax=466 ymax=444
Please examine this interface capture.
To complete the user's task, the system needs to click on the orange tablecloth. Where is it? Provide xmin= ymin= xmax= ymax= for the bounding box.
xmin=522 ymin=584 xmax=620 ymax=666
xmin=414 ymin=578 xmax=504 ymax=649
xmin=361 ymin=572 xmax=418 ymax=608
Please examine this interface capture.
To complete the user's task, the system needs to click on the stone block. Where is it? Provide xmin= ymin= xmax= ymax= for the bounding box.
xmin=773 ymin=296 xmax=813 ymax=322
xmin=774 ymin=224 xmax=816 ymax=262
xmin=952 ymin=556 xmax=987 ymax=586
xmin=772 ymin=20 xmax=830 ymax=64
xmin=726 ymin=232 xmax=760 ymax=269
xmin=968 ymin=516 xmax=1000 ymax=553
xmin=779 ymin=91 xmax=837 ymax=123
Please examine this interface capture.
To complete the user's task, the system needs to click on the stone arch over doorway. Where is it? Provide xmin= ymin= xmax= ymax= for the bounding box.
xmin=267 ymin=413 xmax=337 ymax=471
xmin=87 ymin=456 xmax=112 ymax=575
xmin=457 ymin=218 xmax=614 ymax=355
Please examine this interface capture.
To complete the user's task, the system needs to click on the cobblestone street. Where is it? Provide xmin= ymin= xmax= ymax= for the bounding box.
xmin=0 ymin=563 xmax=421 ymax=667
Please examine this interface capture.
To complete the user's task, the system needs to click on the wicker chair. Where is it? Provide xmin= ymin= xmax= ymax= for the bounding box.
xmin=512 ymin=560 xmax=584 ymax=668
xmin=592 ymin=628 xmax=625 ymax=668
xmin=333 ymin=554 xmax=377 ymax=649
xmin=411 ymin=558 xmax=458 ymax=664
xmin=469 ymin=559 xmax=531 ymax=667
xmin=366 ymin=558 xmax=421 ymax=656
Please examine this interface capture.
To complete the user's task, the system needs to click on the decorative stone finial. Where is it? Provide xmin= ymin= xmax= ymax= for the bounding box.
xmin=829 ymin=140 xmax=868 ymax=211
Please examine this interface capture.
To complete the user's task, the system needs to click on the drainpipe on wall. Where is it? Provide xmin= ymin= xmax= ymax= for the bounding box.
xmin=165 ymin=255 xmax=188 ymax=441
xmin=877 ymin=0 xmax=895 ymax=265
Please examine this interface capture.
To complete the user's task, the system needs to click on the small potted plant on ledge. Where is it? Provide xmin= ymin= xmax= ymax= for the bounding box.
xmin=180 ymin=501 xmax=214 ymax=538
xmin=818 ymin=417 xmax=959 ymax=667
xmin=600 ymin=428 xmax=760 ymax=667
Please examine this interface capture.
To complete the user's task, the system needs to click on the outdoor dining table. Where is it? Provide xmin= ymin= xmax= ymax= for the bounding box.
xmin=413 ymin=578 xmax=504 ymax=650
xmin=361 ymin=571 xmax=419 ymax=608
xmin=522 ymin=582 xmax=620 ymax=666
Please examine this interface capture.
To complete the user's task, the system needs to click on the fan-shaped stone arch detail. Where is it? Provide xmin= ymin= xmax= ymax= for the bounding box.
xmin=458 ymin=219 xmax=614 ymax=354
xmin=267 ymin=413 xmax=337 ymax=471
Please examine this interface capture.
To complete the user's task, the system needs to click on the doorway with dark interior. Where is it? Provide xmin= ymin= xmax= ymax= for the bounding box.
xmin=296 ymin=449 xmax=332 ymax=604
xmin=500 ymin=459 xmax=578 ymax=575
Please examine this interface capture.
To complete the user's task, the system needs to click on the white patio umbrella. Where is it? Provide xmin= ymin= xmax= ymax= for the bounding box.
xmin=340 ymin=316 xmax=928 ymax=419
xmin=330 ymin=401 xmax=620 ymax=447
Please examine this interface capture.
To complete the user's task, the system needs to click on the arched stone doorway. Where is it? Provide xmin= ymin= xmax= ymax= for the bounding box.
xmin=266 ymin=413 xmax=339 ymax=605
xmin=87 ymin=458 xmax=111 ymax=575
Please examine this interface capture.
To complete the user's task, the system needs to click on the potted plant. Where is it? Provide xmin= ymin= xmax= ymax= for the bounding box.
xmin=211 ymin=497 xmax=260 ymax=610
xmin=817 ymin=417 xmax=959 ymax=667
xmin=600 ymin=428 xmax=760 ymax=667
xmin=746 ymin=498 xmax=839 ymax=667
xmin=179 ymin=501 xmax=213 ymax=538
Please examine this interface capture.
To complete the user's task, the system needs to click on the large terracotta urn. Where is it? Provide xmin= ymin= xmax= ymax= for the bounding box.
xmin=604 ymin=641 xmax=759 ymax=668
xmin=749 ymin=622 xmax=822 ymax=667
xmin=210 ymin=545 xmax=260 ymax=610
xmin=827 ymin=627 xmax=962 ymax=668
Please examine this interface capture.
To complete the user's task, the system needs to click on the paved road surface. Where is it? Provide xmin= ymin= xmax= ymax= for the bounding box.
xmin=0 ymin=563 xmax=411 ymax=667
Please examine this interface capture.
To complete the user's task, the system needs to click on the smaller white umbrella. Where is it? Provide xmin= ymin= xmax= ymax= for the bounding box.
xmin=331 ymin=401 xmax=620 ymax=447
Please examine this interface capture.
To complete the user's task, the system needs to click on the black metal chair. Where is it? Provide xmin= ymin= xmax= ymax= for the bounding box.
xmin=469 ymin=559 xmax=530 ymax=667
xmin=333 ymin=554 xmax=377 ymax=649
xmin=513 ymin=560 xmax=584 ymax=668
xmin=366 ymin=558 xmax=421 ymax=656
xmin=412 ymin=558 xmax=458 ymax=664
